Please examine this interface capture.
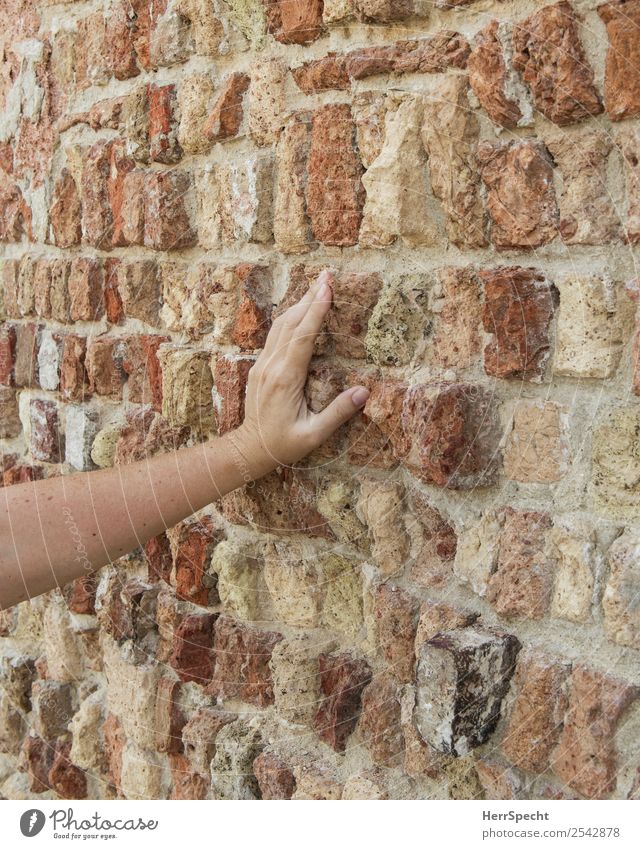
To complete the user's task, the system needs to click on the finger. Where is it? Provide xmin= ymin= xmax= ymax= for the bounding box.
xmin=279 ymin=270 xmax=333 ymax=339
xmin=307 ymin=386 xmax=370 ymax=445
xmin=285 ymin=277 xmax=334 ymax=368
xmin=260 ymin=270 xmax=333 ymax=364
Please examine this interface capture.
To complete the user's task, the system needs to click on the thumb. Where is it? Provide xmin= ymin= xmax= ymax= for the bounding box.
xmin=310 ymin=386 xmax=370 ymax=445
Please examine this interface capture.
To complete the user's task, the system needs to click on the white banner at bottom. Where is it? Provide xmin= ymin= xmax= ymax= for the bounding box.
xmin=0 ymin=799 xmax=638 ymax=848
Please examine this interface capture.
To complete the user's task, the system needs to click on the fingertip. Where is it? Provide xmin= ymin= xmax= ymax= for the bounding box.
xmin=350 ymin=386 xmax=370 ymax=407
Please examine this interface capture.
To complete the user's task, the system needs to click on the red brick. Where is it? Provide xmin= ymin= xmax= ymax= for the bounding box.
xmin=345 ymin=372 xmax=401 ymax=469
xmin=232 ymin=263 xmax=273 ymax=349
xmin=503 ymin=650 xmax=571 ymax=774
xmin=552 ymin=666 xmax=638 ymax=798
xmin=48 ymin=740 xmax=87 ymax=799
xmin=60 ymin=335 xmax=88 ymax=402
xmin=3 ymin=461 xmax=45 ymax=487
xmin=86 ymin=337 xmax=127 ymax=399
xmin=279 ymin=265 xmax=382 ymax=358
xmin=468 ymin=21 xmax=524 ymax=129
xmin=123 ymin=334 xmax=167 ymax=409
xmin=401 ymin=382 xmax=501 ymax=489
xmin=513 ymin=2 xmax=602 ymax=126
xmin=68 ymin=258 xmax=104 ymax=322
xmin=172 ymin=516 xmax=222 ymax=606
xmin=409 ymin=492 xmax=458 ymax=588
xmin=314 ymin=652 xmax=371 ymax=751
xmin=207 ymin=615 xmax=283 ymax=707
xmin=169 ymin=753 xmax=208 ymax=800
xmin=49 ymin=168 xmax=81 ymax=247
xmin=105 ymin=0 xmax=141 ymax=80
xmin=487 ymin=509 xmax=555 ymax=620
xmin=97 ymin=574 xmax=155 ymax=642
xmin=204 ymin=72 xmax=250 ymax=142
xmin=21 ymin=735 xmax=54 ymax=794
xmin=266 ymin=0 xmax=324 ymax=45
xmin=104 ymin=259 xmax=125 ymax=324
xmin=359 ymin=673 xmax=404 ymax=766
xmin=103 ymin=713 xmax=125 ymax=795
xmin=478 ymin=140 xmax=559 ymax=249
xmin=599 ymin=0 xmax=640 ymax=121
xmin=253 ymin=751 xmax=296 ymax=799
xmin=148 ymin=83 xmax=182 ymax=163
xmin=81 ymin=141 xmax=113 ymax=250
xmin=346 ymin=36 xmax=461 ymax=81
xmin=145 ymin=532 xmax=173 ymax=583
xmin=170 ymin=612 xmax=217 ymax=684
xmin=114 ymin=408 xmax=189 ymax=464
xmin=30 ymin=399 xmax=63 ymax=463
xmin=347 ymin=395 xmax=398 ymax=467
xmin=212 ymin=354 xmax=253 ymax=434
xmin=64 ymin=575 xmax=97 ymax=615
xmin=481 ymin=266 xmax=557 ymax=380
xmin=155 ymin=677 xmax=185 ymax=754
xmin=360 ymin=379 xmax=409 ymax=463
xmin=0 ymin=324 xmax=16 ymax=386
xmin=372 ymin=583 xmax=420 ymax=683
xmin=109 ymin=141 xmax=137 ymax=247
xmin=307 ymin=104 xmax=364 ymax=247
xmin=0 ymin=171 xmax=32 ymax=242
xmin=292 ymin=54 xmax=350 ymax=93
xmin=144 ymin=170 xmax=196 ymax=250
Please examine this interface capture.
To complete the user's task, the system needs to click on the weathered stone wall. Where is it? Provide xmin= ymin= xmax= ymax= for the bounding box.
xmin=2 ymin=0 xmax=640 ymax=801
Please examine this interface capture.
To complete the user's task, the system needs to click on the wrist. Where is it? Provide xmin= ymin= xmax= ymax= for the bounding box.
xmin=222 ymin=424 xmax=277 ymax=484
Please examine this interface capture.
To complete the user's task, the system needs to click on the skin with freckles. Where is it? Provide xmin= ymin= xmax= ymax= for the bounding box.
xmin=0 ymin=270 xmax=370 ymax=610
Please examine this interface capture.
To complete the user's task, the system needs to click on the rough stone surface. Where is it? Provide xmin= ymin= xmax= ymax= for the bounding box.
xmin=504 ymin=401 xmax=570 ymax=483
xmin=478 ymin=141 xmax=559 ymax=250
xmin=360 ymin=95 xmax=437 ymax=248
xmin=1 ymin=0 xmax=639 ymax=804
xmin=552 ymin=667 xmax=638 ymax=798
xmin=553 ymin=276 xmax=628 ymax=379
xmin=481 ymin=266 xmax=557 ymax=380
xmin=603 ymin=530 xmax=640 ymax=649
xmin=502 ymin=650 xmax=571 ymax=774
xmin=422 ymin=76 xmax=485 ymax=248
xmin=414 ymin=627 xmax=521 ymax=757
xmin=512 ymin=3 xmax=602 ymax=126
xmin=599 ymin=0 xmax=640 ymax=121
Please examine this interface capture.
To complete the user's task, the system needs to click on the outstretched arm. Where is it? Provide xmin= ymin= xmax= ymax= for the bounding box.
xmin=0 ymin=271 xmax=369 ymax=610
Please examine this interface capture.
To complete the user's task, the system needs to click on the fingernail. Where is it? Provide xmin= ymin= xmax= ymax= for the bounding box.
xmin=316 ymin=282 xmax=330 ymax=300
xmin=351 ymin=387 xmax=370 ymax=407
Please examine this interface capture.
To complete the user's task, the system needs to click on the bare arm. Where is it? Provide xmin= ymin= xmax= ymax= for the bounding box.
xmin=0 ymin=271 xmax=369 ymax=610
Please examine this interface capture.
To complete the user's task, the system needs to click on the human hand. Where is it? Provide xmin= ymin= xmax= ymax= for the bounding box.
xmin=231 ymin=270 xmax=370 ymax=479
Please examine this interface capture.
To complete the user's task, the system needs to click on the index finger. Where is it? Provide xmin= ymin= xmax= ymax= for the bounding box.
xmin=284 ymin=275 xmax=334 ymax=369
xmin=260 ymin=270 xmax=332 ymax=364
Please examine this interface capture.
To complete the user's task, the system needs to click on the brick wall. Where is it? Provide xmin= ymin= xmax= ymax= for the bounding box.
xmin=1 ymin=0 xmax=640 ymax=800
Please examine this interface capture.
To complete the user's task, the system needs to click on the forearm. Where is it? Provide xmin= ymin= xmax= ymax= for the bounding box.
xmin=0 ymin=430 xmax=251 ymax=609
